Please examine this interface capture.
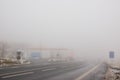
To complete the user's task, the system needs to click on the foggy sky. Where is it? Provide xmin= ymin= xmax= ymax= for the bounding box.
xmin=0 ymin=0 xmax=120 ymax=60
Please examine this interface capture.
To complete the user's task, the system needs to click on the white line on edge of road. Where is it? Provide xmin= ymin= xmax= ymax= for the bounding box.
xmin=42 ymin=68 xmax=56 ymax=72
xmin=2 ymin=72 xmax=34 ymax=78
xmin=75 ymin=64 xmax=101 ymax=80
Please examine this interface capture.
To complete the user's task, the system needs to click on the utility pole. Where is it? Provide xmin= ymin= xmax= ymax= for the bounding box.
xmin=1 ymin=42 xmax=8 ymax=59
xmin=1 ymin=44 xmax=5 ymax=59
xmin=0 ymin=42 xmax=6 ymax=66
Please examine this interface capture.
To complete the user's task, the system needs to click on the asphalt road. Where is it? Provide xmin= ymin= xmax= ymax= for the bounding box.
xmin=0 ymin=61 xmax=107 ymax=80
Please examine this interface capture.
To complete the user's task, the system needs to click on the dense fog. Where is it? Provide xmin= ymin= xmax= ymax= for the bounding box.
xmin=0 ymin=0 xmax=120 ymax=61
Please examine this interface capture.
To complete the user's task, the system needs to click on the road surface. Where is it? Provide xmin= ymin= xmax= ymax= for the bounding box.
xmin=0 ymin=61 xmax=107 ymax=80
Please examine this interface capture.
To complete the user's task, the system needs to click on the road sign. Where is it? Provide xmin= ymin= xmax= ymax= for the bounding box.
xmin=31 ymin=52 xmax=41 ymax=59
xmin=109 ymin=51 xmax=115 ymax=59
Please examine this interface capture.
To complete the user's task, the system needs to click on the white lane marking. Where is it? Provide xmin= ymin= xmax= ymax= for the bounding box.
xmin=75 ymin=64 xmax=100 ymax=80
xmin=0 ymin=66 xmax=49 ymax=76
xmin=42 ymin=68 xmax=56 ymax=72
xmin=2 ymin=72 xmax=34 ymax=78
xmin=42 ymin=63 xmax=51 ymax=65
xmin=62 ymin=66 xmax=68 ymax=68
xmin=0 ymin=68 xmax=4 ymax=70
xmin=11 ymin=66 xmax=20 ymax=68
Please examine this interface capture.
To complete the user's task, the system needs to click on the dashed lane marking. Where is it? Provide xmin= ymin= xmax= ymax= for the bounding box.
xmin=2 ymin=72 xmax=34 ymax=78
xmin=42 ymin=68 xmax=56 ymax=72
xmin=11 ymin=66 xmax=20 ymax=68
xmin=0 ymin=68 xmax=4 ymax=70
xmin=0 ymin=66 xmax=50 ymax=76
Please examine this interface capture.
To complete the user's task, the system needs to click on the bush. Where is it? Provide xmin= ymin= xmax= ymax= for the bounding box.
xmin=0 ymin=59 xmax=17 ymax=64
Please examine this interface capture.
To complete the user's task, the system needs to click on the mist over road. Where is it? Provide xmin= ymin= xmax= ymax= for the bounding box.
xmin=0 ymin=61 xmax=107 ymax=80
